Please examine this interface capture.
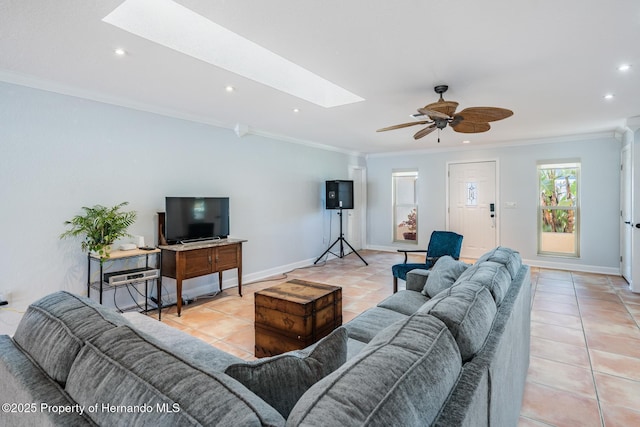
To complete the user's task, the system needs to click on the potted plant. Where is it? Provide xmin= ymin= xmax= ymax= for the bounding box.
xmin=402 ymin=208 xmax=417 ymax=240
xmin=60 ymin=202 xmax=137 ymax=259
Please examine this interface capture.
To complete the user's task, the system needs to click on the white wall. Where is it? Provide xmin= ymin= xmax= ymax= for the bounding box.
xmin=366 ymin=135 xmax=621 ymax=274
xmin=0 ymin=82 xmax=361 ymax=334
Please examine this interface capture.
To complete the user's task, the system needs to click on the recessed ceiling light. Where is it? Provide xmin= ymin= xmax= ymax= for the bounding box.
xmin=293 ymin=108 xmax=300 ymax=113
xmin=618 ymin=64 xmax=631 ymax=72
xmin=604 ymin=93 xmax=614 ymax=100
xmin=114 ymin=48 xmax=126 ymax=56
xmin=462 ymin=140 xmax=471 ymax=144
xmin=225 ymin=85 xmax=235 ymax=92
xmin=103 ymin=0 xmax=364 ymax=108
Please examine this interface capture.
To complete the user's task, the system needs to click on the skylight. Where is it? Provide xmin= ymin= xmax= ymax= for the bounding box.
xmin=102 ymin=0 xmax=364 ymax=108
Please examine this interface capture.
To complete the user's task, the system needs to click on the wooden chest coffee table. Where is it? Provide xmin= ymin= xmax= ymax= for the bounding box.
xmin=254 ymin=279 xmax=342 ymax=357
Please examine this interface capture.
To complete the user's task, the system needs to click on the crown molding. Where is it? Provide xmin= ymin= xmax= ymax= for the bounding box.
xmin=366 ymin=130 xmax=616 ymax=159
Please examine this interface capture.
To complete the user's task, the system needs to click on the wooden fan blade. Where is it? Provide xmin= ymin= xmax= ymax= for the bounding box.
xmin=424 ymin=100 xmax=459 ymax=117
xmin=377 ymin=121 xmax=429 ymax=132
xmin=455 ymin=107 xmax=513 ymax=123
xmin=452 ymin=121 xmax=490 ymax=133
xmin=416 ymin=108 xmax=450 ymax=120
xmin=413 ymin=124 xmax=437 ymax=140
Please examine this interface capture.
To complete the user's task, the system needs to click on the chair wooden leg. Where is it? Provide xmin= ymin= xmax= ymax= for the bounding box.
xmin=393 ymin=277 xmax=398 ymax=293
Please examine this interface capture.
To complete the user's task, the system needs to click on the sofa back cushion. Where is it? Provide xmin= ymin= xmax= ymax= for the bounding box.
xmin=0 ymin=336 xmax=96 ymax=426
xmin=225 ymin=327 xmax=347 ymax=418
xmin=422 ymin=255 xmax=471 ymax=297
xmin=418 ymin=282 xmax=497 ymax=361
xmin=477 ymin=246 xmax=522 ymax=279
xmin=288 ymin=313 xmax=462 ymax=427
xmin=454 ymin=261 xmax=511 ymax=305
xmin=12 ymin=291 xmax=129 ymax=385
xmin=65 ymin=325 xmax=285 ymax=426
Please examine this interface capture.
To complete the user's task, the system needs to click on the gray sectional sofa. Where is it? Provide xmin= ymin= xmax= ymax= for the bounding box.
xmin=0 ymin=246 xmax=530 ymax=426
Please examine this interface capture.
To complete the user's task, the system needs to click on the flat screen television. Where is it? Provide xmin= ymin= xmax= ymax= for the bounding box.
xmin=165 ymin=197 xmax=230 ymax=244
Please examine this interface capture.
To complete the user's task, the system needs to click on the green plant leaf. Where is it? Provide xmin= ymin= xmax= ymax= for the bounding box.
xmin=60 ymin=202 xmax=137 ymax=258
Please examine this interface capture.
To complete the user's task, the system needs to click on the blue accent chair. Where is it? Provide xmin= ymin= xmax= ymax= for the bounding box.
xmin=392 ymin=231 xmax=464 ymax=293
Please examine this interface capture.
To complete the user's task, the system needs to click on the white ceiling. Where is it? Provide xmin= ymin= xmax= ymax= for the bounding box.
xmin=1 ymin=0 xmax=639 ymax=154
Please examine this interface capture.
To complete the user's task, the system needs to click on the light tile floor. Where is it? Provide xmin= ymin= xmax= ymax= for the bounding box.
xmin=151 ymin=250 xmax=640 ymax=426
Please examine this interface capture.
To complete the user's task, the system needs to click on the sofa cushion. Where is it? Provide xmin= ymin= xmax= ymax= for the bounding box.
xmin=343 ymin=307 xmax=407 ymax=343
xmin=12 ymin=291 xmax=129 ymax=386
xmin=377 ymin=290 xmax=430 ymax=316
xmin=477 ymin=246 xmax=522 ymax=279
xmin=65 ymin=325 xmax=285 ymax=427
xmin=454 ymin=261 xmax=511 ymax=305
xmin=422 ymin=256 xmax=471 ymax=298
xmin=225 ymin=327 xmax=347 ymax=418
xmin=0 ymin=336 xmax=95 ymax=426
xmin=418 ymin=282 xmax=497 ymax=361
xmin=288 ymin=313 xmax=462 ymax=426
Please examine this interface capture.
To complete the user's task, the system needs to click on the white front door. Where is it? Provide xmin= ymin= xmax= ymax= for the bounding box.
xmin=448 ymin=161 xmax=497 ymax=258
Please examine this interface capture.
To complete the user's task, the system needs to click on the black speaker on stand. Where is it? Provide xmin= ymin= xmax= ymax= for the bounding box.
xmin=314 ymin=180 xmax=368 ymax=265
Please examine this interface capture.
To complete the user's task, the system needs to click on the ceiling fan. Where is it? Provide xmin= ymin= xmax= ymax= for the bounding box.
xmin=376 ymin=85 xmax=513 ymax=141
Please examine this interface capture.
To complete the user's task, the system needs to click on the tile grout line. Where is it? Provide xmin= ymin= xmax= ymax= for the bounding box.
xmin=572 ymin=271 xmax=606 ymax=427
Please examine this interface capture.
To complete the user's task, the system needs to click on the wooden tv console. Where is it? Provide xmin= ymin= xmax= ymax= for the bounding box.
xmin=159 ymin=239 xmax=246 ymax=316
xmin=157 ymin=210 xmax=245 ymax=316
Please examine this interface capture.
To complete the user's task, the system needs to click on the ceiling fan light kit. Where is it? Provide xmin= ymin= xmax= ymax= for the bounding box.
xmin=377 ymin=85 xmax=513 ymax=142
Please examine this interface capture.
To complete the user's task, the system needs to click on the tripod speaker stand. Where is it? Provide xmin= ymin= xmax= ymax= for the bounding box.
xmin=314 ymin=208 xmax=368 ymax=265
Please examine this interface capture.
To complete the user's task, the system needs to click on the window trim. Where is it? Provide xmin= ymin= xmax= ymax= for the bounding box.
xmin=392 ymin=170 xmax=419 ymax=244
xmin=537 ymin=161 xmax=580 ymax=257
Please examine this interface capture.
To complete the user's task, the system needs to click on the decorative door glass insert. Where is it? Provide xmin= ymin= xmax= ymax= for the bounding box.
xmin=466 ymin=182 xmax=478 ymax=206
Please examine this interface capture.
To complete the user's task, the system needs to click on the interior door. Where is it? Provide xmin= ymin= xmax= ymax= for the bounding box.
xmin=621 ymin=145 xmax=632 ymax=283
xmin=448 ymin=161 xmax=497 ymax=258
xmin=347 ymin=166 xmax=366 ymax=250
xmin=633 ymin=133 xmax=640 ymax=293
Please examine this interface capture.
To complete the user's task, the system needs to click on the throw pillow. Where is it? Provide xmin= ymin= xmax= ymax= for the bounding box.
xmin=422 ymin=256 xmax=470 ymax=298
xmin=225 ymin=326 xmax=348 ymax=418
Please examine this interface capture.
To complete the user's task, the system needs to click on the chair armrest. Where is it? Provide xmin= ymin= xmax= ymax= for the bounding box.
xmin=397 ymin=249 xmax=427 ymax=264
xmin=406 ymin=269 xmax=430 ymax=292
xmin=425 ymin=256 xmax=441 ymax=265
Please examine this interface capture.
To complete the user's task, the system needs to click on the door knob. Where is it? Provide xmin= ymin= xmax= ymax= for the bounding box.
xmin=636 ymin=224 xmax=640 ymax=229
xmin=625 ymin=221 xmax=631 ymax=224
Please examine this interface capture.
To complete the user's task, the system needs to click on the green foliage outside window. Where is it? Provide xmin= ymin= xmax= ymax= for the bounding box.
xmin=539 ymin=167 xmax=577 ymax=233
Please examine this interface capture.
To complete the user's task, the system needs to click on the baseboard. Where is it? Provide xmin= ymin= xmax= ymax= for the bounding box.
xmin=365 ymin=245 xmax=621 ymax=276
xmin=365 ymin=245 xmax=406 ymax=254
xmin=522 ymin=258 xmax=620 ymax=276
xmin=239 ymin=256 xmax=321 ymax=286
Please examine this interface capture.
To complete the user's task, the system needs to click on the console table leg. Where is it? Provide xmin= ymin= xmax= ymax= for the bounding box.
xmin=176 ymin=278 xmax=183 ymax=317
